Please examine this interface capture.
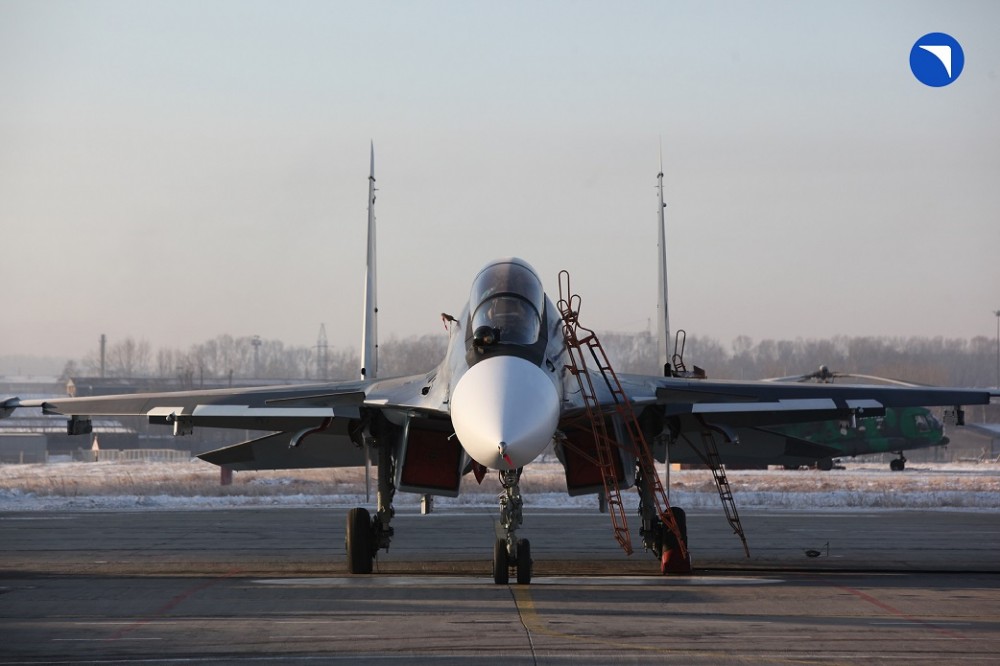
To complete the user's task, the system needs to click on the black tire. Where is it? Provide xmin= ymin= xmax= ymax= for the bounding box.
xmin=493 ymin=538 xmax=509 ymax=585
xmin=516 ymin=538 xmax=532 ymax=585
xmin=817 ymin=458 xmax=834 ymax=471
xmin=890 ymin=459 xmax=905 ymax=472
xmin=346 ymin=507 xmax=373 ymax=574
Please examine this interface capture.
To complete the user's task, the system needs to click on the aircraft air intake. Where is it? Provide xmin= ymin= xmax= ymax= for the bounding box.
xmin=450 ymin=355 xmax=559 ymax=469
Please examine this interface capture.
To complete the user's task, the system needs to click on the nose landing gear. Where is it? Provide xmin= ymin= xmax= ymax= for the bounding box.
xmin=493 ymin=468 xmax=532 ymax=584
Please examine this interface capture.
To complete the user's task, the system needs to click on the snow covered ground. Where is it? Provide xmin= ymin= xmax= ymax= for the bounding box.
xmin=1 ymin=458 xmax=998 ymax=512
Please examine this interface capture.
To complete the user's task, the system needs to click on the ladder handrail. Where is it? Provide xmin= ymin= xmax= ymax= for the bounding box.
xmin=557 ymin=270 xmax=687 ymax=560
xmin=558 ymin=273 xmax=632 ymax=554
xmin=681 ymin=429 xmax=750 ymax=557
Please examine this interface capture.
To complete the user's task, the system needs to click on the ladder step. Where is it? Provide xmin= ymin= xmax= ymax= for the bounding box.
xmin=558 ymin=271 xmax=684 ymax=561
xmin=700 ymin=431 xmax=750 ymax=558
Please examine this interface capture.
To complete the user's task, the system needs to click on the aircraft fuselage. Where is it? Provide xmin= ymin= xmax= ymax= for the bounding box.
xmin=447 ymin=258 xmax=567 ymax=469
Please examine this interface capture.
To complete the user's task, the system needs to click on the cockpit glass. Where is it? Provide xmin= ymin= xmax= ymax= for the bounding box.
xmin=472 ymin=297 xmax=541 ymax=344
xmin=470 ymin=261 xmax=544 ymax=345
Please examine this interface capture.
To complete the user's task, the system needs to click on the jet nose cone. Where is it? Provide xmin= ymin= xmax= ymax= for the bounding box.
xmin=451 ymin=355 xmax=559 ymax=469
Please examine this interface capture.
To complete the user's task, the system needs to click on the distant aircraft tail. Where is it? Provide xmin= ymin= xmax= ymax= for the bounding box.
xmin=361 ymin=143 xmax=378 ymax=381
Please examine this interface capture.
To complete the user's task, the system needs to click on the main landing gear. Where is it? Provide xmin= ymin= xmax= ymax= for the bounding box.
xmin=493 ymin=468 xmax=532 ymax=584
xmin=345 ymin=439 xmax=396 ymax=574
xmin=346 ymin=506 xmax=375 ymax=573
xmin=636 ymin=464 xmax=691 ymax=574
xmin=657 ymin=507 xmax=689 ymax=574
xmin=890 ymin=453 xmax=907 ymax=472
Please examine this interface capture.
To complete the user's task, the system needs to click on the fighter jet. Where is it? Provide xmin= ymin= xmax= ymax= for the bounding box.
xmin=3 ymin=149 xmax=996 ymax=584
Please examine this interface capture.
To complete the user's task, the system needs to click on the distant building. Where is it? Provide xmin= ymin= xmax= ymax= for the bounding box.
xmin=1 ymin=376 xmax=137 ymax=457
xmin=0 ymin=434 xmax=47 ymax=464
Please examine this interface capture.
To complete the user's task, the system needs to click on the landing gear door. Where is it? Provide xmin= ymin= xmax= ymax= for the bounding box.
xmin=394 ymin=415 xmax=467 ymax=497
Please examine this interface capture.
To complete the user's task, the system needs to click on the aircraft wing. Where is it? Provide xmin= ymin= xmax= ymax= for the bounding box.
xmin=620 ymin=374 xmax=997 ymax=430
xmin=2 ymin=373 xmax=443 ymax=471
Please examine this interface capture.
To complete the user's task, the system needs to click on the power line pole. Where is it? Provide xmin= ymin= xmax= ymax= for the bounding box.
xmin=251 ymin=335 xmax=262 ymax=378
xmin=316 ymin=324 xmax=329 ymax=381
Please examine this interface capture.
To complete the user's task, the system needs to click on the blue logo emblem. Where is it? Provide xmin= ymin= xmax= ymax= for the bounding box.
xmin=910 ymin=33 xmax=964 ymax=87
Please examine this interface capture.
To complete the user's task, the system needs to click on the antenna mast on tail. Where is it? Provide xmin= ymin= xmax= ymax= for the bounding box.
xmin=361 ymin=142 xmax=378 ymax=380
xmin=656 ymin=146 xmax=671 ymax=376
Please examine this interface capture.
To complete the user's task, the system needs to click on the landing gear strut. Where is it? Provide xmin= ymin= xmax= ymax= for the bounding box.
xmin=636 ymin=463 xmax=691 ymax=574
xmin=493 ymin=468 xmax=532 ymax=584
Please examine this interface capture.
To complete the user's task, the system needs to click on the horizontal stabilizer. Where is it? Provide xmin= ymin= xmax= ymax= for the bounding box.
xmin=199 ymin=425 xmax=366 ymax=471
xmin=741 ymin=427 xmax=841 ymax=461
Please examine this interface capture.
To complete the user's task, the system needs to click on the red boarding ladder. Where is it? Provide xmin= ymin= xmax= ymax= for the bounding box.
xmin=557 ymin=270 xmax=688 ymax=563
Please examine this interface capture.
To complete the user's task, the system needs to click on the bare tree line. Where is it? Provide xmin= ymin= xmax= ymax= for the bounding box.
xmin=61 ymin=331 xmax=1000 ymax=390
xmin=603 ymin=332 xmax=1000 ymax=388
xmin=62 ymin=333 xmax=449 ymax=383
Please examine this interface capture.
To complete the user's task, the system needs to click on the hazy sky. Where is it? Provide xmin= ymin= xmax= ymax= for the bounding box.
xmin=2 ymin=0 xmax=998 ymax=365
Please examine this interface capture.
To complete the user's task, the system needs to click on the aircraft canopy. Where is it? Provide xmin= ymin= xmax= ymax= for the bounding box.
xmin=470 ymin=259 xmax=544 ymax=345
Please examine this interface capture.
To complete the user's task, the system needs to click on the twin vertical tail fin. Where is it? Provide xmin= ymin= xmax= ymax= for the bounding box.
xmin=361 ymin=143 xmax=378 ymax=381
xmin=359 ymin=146 xmax=664 ymax=381
xmin=656 ymin=153 xmax=671 ymax=376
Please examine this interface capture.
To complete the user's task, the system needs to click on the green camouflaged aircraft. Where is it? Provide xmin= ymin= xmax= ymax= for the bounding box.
xmin=766 ymin=366 xmax=947 ymax=471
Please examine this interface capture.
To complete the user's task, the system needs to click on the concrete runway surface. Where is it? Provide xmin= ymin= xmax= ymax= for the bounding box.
xmin=2 ymin=507 xmax=999 ymax=664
